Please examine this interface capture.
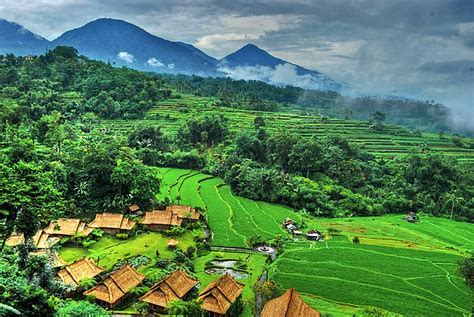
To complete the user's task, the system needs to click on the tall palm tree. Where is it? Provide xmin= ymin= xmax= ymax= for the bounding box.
xmin=445 ymin=191 xmax=465 ymax=220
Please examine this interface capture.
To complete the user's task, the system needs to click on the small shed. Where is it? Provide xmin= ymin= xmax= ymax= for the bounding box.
xmin=404 ymin=211 xmax=417 ymax=223
xmin=306 ymin=230 xmax=322 ymax=241
xmin=167 ymin=239 xmax=179 ymax=249
xmin=128 ymin=204 xmax=140 ymax=213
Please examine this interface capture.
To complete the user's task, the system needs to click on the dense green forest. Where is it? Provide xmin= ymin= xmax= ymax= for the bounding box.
xmin=0 ymin=47 xmax=473 ymax=315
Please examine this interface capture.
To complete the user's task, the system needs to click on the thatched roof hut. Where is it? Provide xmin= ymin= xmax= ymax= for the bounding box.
xmin=198 ymin=274 xmax=244 ymax=316
xmin=88 ymin=213 xmax=136 ymax=231
xmin=166 ymin=239 xmax=180 ymax=248
xmin=166 ymin=205 xmax=200 ymax=221
xmin=84 ymin=264 xmax=144 ymax=306
xmin=58 ymin=258 xmax=104 ymax=287
xmin=129 ymin=204 xmax=140 ymax=213
xmin=261 ymin=288 xmax=320 ymax=317
xmin=141 ymin=205 xmax=200 ymax=228
xmin=141 ymin=210 xmax=183 ymax=227
xmin=139 ymin=270 xmax=198 ymax=310
xmin=6 ymin=230 xmax=60 ymax=249
xmin=44 ymin=218 xmax=93 ymax=237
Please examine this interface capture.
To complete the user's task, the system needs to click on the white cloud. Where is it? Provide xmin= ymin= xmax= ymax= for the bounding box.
xmin=147 ymin=57 xmax=164 ymax=67
xmin=217 ymin=62 xmax=335 ymax=91
xmin=117 ymin=51 xmax=134 ymax=63
xmin=194 ymin=14 xmax=301 ymax=55
xmin=167 ymin=63 xmax=175 ymax=69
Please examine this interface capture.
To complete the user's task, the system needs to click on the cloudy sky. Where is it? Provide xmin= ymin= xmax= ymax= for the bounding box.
xmin=0 ymin=0 xmax=472 ymax=113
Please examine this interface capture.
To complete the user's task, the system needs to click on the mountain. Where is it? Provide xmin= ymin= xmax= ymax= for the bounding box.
xmin=52 ymin=18 xmax=218 ymax=76
xmin=0 ymin=19 xmax=49 ymax=55
xmin=0 ymin=18 xmax=347 ymax=92
xmin=220 ymin=44 xmax=348 ymax=92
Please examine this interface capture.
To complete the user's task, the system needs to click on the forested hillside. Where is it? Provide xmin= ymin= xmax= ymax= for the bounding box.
xmin=0 ymin=46 xmax=473 ymax=316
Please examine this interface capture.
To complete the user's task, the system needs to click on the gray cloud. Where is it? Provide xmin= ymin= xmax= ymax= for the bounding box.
xmin=0 ymin=0 xmax=472 ymax=115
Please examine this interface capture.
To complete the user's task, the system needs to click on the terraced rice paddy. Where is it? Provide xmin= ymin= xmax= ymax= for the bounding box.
xmin=272 ymin=241 xmax=472 ymax=316
xmin=96 ymin=94 xmax=474 ymax=162
xmin=156 ymin=167 xmax=295 ymax=247
xmin=156 ymin=167 xmax=474 ymax=315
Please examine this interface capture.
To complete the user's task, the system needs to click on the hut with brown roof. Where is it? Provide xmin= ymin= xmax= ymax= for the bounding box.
xmin=6 ymin=230 xmax=60 ymax=249
xmin=57 ymin=258 xmax=104 ymax=288
xmin=261 ymin=288 xmax=320 ymax=317
xmin=88 ymin=213 xmax=136 ymax=234
xmin=139 ymin=270 xmax=198 ymax=313
xmin=141 ymin=205 xmax=200 ymax=231
xmin=84 ymin=264 xmax=145 ymax=307
xmin=128 ymin=204 xmax=140 ymax=213
xmin=167 ymin=239 xmax=180 ymax=249
xmin=198 ymin=274 xmax=244 ymax=317
xmin=44 ymin=218 xmax=93 ymax=238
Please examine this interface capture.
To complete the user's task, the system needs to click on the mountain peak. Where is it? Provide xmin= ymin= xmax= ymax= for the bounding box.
xmin=0 ymin=18 xmax=48 ymax=55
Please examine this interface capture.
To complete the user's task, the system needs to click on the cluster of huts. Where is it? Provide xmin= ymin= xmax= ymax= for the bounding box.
xmin=283 ymin=218 xmax=323 ymax=241
xmin=57 ymin=259 xmax=246 ymax=316
xmin=6 ymin=204 xmax=201 ymax=251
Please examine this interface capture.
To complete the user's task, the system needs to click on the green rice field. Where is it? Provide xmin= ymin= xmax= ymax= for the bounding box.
xmin=95 ymin=94 xmax=474 ymax=162
xmin=156 ymin=167 xmax=474 ymax=316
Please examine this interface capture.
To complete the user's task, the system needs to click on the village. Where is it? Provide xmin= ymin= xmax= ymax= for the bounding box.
xmin=5 ymin=204 xmax=323 ymax=316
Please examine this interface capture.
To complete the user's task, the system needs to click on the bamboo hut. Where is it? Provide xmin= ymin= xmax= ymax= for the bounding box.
xmin=84 ymin=264 xmax=144 ymax=307
xmin=57 ymin=258 xmax=104 ymax=288
xmin=261 ymin=288 xmax=320 ymax=317
xmin=166 ymin=239 xmax=180 ymax=249
xmin=6 ymin=230 xmax=60 ymax=249
xmin=198 ymin=274 xmax=244 ymax=317
xmin=44 ymin=218 xmax=93 ymax=237
xmin=141 ymin=205 xmax=200 ymax=231
xmin=88 ymin=213 xmax=136 ymax=234
xmin=139 ymin=270 xmax=198 ymax=313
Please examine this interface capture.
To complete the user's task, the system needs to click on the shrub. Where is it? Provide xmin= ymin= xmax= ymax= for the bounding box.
xmin=185 ymin=246 xmax=196 ymax=258
xmin=115 ymin=233 xmax=129 ymax=240
xmin=353 ymin=236 xmax=360 ymax=244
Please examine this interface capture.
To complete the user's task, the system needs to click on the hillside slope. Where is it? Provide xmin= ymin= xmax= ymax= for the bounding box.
xmin=52 ymin=18 xmax=217 ymax=75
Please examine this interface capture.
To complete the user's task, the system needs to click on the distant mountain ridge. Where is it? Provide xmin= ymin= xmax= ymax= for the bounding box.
xmin=0 ymin=17 xmax=347 ymax=92
xmin=0 ymin=18 xmax=49 ymax=55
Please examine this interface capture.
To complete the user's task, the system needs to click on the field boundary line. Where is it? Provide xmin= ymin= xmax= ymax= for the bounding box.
xmin=214 ymin=183 xmax=247 ymax=244
xmin=224 ymin=189 xmax=276 ymax=238
xmin=274 ymin=271 xmax=468 ymax=314
xmin=277 ymin=258 xmax=466 ymax=311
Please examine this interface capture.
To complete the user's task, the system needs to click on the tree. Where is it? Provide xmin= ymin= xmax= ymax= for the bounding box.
xmin=253 ymin=280 xmax=283 ymax=316
xmin=370 ymin=111 xmax=386 ymax=131
xmin=168 ymin=299 xmax=189 ymax=316
xmin=458 ymin=255 xmax=474 ymax=290
xmin=0 ymin=161 xmax=66 ymax=251
xmin=288 ymin=138 xmax=322 ymax=177
xmin=444 ymin=191 xmax=465 ymax=220
xmin=254 ymin=115 xmax=266 ymax=129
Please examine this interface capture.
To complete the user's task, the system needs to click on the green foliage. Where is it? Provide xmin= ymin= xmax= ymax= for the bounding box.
xmin=78 ymin=277 xmax=97 ymax=290
xmin=115 ymin=233 xmax=129 ymax=240
xmin=55 ymin=300 xmax=110 ymax=317
xmin=458 ymin=255 xmax=474 ymax=289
